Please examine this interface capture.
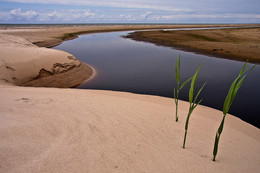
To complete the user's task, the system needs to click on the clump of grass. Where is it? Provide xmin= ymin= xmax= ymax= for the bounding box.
xmin=60 ymin=33 xmax=77 ymax=40
xmin=174 ymin=55 xmax=192 ymax=122
xmin=187 ymin=33 xmax=218 ymax=42
xmin=212 ymin=60 xmax=255 ymax=161
xmin=183 ymin=65 xmax=206 ymax=149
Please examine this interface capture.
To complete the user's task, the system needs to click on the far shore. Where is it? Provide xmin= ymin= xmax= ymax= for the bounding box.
xmin=0 ymin=24 xmax=258 ymax=48
xmin=125 ymin=26 xmax=260 ymax=64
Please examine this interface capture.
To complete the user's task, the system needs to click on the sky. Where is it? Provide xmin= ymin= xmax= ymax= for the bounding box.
xmin=0 ymin=0 xmax=259 ymax=24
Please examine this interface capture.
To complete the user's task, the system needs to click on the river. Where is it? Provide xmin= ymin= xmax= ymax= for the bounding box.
xmin=53 ymin=29 xmax=260 ymax=128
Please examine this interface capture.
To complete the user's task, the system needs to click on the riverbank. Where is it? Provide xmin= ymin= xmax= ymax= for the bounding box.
xmin=0 ymin=24 xmax=256 ymax=48
xmin=125 ymin=26 xmax=260 ymax=64
xmin=0 ymin=33 xmax=94 ymax=87
xmin=1 ymin=24 xmax=255 ymax=87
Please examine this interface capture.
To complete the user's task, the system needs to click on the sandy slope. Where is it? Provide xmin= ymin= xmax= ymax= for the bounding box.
xmin=0 ymin=87 xmax=259 ymax=173
xmin=0 ymin=34 xmax=92 ymax=87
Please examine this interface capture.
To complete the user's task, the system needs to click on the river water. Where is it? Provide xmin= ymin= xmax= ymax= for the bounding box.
xmin=53 ymin=30 xmax=260 ymax=128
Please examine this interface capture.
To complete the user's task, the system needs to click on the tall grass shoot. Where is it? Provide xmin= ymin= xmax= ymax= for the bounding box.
xmin=213 ymin=60 xmax=255 ymax=161
xmin=174 ymin=55 xmax=192 ymax=122
xmin=183 ymin=65 xmax=206 ymax=148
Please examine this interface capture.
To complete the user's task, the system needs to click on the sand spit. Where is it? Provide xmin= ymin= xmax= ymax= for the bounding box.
xmin=125 ymin=27 xmax=260 ymax=64
xmin=0 ymin=34 xmax=93 ymax=87
xmin=0 ymin=87 xmax=259 ymax=173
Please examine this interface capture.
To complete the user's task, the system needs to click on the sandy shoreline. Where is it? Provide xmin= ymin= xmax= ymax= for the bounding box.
xmin=0 ymin=33 xmax=94 ymax=87
xmin=125 ymin=26 xmax=260 ymax=64
xmin=21 ymin=63 xmax=94 ymax=88
xmin=0 ymin=25 xmax=259 ymax=172
xmin=0 ymin=24 xmax=256 ymax=48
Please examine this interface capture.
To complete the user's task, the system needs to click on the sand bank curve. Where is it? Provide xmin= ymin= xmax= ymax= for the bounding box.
xmin=0 ymin=87 xmax=259 ymax=173
xmin=0 ymin=34 xmax=93 ymax=87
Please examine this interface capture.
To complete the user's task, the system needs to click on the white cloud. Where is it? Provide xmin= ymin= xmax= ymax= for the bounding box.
xmin=9 ymin=8 xmax=20 ymax=15
xmin=119 ymin=14 xmax=135 ymax=21
xmin=141 ymin=12 xmax=152 ymax=19
xmin=38 ymin=9 xmax=97 ymax=22
xmin=84 ymin=11 xmax=96 ymax=18
xmin=10 ymin=8 xmax=38 ymax=20
xmin=1 ymin=8 xmax=98 ymax=23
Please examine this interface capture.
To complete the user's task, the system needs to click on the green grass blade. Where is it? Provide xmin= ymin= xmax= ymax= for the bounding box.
xmin=213 ymin=60 xmax=255 ymax=162
xmin=223 ymin=78 xmax=239 ymax=114
xmin=183 ymin=64 xmax=206 ymax=149
xmin=192 ymin=99 xmax=203 ymax=110
xmin=250 ymin=65 xmax=256 ymax=72
xmin=213 ymin=133 xmax=219 ymax=161
xmin=230 ymin=64 xmax=255 ymax=105
xmin=238 ymin=59 xmax=248 ymax=76
xmin=213 ymin=116 xmax=226 ymax=161
xmin=189 ymin=65 xmax=201 ymax=103
xmin=193 ymin=82 xmax=207 ymax=105
xmin=183 ymin=111 xmax=191 ymax=149
xmin=179 ymin=77 xmax=192 ymax=91
xmin=230 ymin=75 xmax=246 ymax=104
xmin=237 ymin=62 xmax=255 ymax=79
xmin=223 ymin=63 xmax=255 ymax=115
xmin=174 ymin=89 xmax=177 ymax=104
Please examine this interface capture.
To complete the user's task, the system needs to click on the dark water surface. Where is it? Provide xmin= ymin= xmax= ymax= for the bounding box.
xmin=54 ymin=31 xmax=260 ymax=128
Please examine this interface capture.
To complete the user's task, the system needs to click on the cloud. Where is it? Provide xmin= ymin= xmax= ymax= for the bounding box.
xmin=119 ymin=14 xmax=135 ymax=21
xmin=141 ymin=12 xmax=152 ymax=20
xmin=10 ymin=8 xmax=38 ymax=20
xmin=84 ymin=11 xmax=96 ymax=18
xmin=0 ymin=8 xmax=99 ymax=23
xmin=38 ymin=9 xmax=97 ymax=22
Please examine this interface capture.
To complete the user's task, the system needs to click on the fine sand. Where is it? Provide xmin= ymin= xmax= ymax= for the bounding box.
xmin=0 ymin=25 xmax=259 ymax=172
xmin=0 ymin=87 xmax=259 ymax=173
xmin=0 ymin=34 xmax=93 ymax=87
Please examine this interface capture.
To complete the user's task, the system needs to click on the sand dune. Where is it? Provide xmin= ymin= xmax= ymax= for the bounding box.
xmin=0 ymin=34 xmax=92 ymax=87
xmin=0 ymin=87 xmax=259 ymax=173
